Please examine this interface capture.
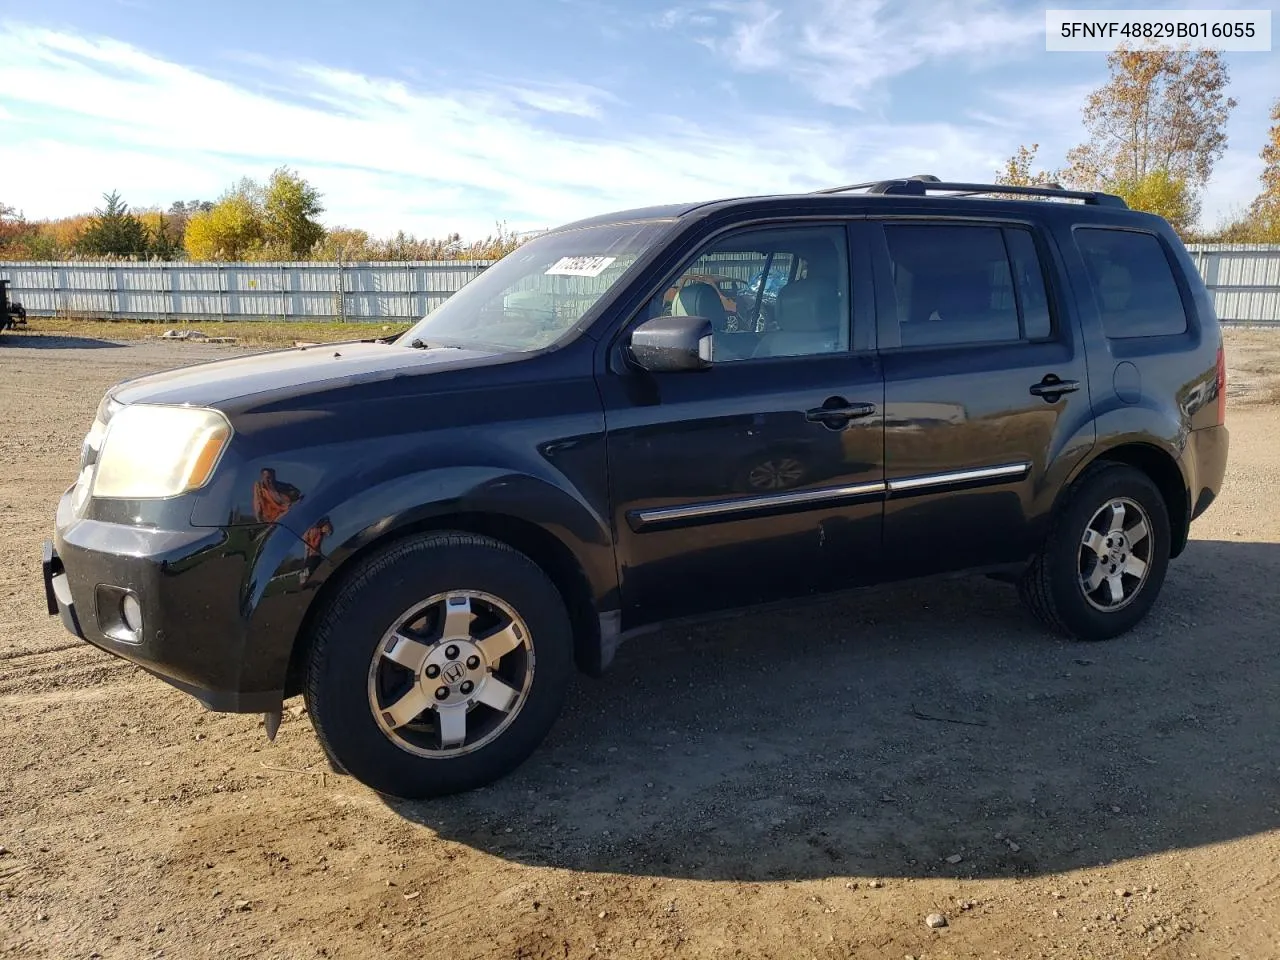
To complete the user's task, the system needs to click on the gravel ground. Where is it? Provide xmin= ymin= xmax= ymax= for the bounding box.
xmin=1 ymin=329 xmax=1278 ymax=960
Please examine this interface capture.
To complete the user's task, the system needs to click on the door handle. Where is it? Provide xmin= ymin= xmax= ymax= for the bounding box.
xmin=805 ymin=398 xmax=877 ymax=428
xmin=1029 ymin=375 xmax=1080 ymax=401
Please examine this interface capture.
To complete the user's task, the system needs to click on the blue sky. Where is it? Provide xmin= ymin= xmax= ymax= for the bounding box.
xmin=0 ymin=0 xmax=1275 ymax=238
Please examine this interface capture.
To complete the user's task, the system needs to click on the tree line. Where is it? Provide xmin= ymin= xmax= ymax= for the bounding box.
xmin=0 ymin=166 xmax=525 ymax=263
xmin=3 ymin=50 xmax=1278 ymax=262
xmin=996 ymin=49 xmax=1279 ymax=241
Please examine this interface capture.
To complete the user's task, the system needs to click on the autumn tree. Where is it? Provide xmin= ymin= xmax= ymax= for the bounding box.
xmin=4 ymin=171 xmax=526 ymax=263
xmin=135 ymin=209 xmax=187 ymax=259
xmin=170 ymin=199 xmax=214 ymax=220
xmin=1063 ymin=49 xmax=1235 ymax=233
xmin=183 ymin=170 xmax=324 ymax=259
xmin=1243 ymin=98 xmax=1280 ymax=241
xmin=1109 ymin=169 xmax=1196 ymax=235
xmin=144 ymin=200 xmax=213 ymax=255
xmin=995 ymin=144 xmax=1062 ymax=187
xmin=76 ymin=191 xmax=150 ymax=258
xmin=261 ymin=167 xmax=325 ymax=258
xmin=0 ymin=203 xmax=35 ymax=259
xmin=184 ymin=180 xmax=265 ymax=260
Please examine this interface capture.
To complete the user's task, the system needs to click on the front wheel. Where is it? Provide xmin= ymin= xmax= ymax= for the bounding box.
xmin=1019 ymin=462 xmax=1171 ymax=641
xmin=304 ymin=532 xmax=574 ymax=799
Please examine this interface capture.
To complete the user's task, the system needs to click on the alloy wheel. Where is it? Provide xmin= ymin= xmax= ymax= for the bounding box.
xmin=366 ymin=591 xmax=535 ymax=758
xmin=1078 ymin=497 xmax=1153 ymax=612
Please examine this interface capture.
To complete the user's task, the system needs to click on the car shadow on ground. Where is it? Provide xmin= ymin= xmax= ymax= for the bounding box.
xmin=386 ymin=538 xmax=1279 ymax=883
xmin=1 ymin=333 xmax=125 ymax=349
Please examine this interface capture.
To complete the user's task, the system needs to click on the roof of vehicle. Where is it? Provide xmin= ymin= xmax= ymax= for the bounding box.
xmin=555 ymin=176 xmax=1153 ymax=234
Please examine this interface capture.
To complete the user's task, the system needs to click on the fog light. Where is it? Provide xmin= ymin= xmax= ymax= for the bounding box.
xmin=121 ymin=593 xmax=143 ymax=633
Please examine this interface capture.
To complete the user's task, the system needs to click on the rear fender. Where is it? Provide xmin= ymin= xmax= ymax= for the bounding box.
xmin=1057 ymin=401 xmax=1193 ymax=555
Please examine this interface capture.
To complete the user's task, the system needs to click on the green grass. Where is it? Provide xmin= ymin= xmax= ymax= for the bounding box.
xmin=22 ymin=317 xmax=413 ymax=348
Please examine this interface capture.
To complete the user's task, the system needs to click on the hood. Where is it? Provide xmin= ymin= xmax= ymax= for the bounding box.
xmin=109 ymin=341 xmax=500 ymax=408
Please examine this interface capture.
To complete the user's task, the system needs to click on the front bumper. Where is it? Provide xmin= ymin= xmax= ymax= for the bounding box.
xmin=44 ymin=489 xmax=306 ymax=713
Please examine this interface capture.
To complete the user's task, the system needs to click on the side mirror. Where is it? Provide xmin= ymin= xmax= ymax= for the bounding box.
xmin=629 ymin=315 xmax=714 ymax=372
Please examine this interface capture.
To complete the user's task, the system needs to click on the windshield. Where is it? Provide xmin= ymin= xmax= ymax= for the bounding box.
xmin=399 ymin=220 xmax=673 ymax=351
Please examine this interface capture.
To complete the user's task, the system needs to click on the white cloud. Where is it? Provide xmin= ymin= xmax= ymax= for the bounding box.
xmin=0 ymin=23 xmax=1027 ymax=237
xmin=971 ymin=81 xmax=1097 ymax=168
xmin=502 ymin=82 xmax=615 ymax=119
xmin=683 ymin=0 xmax=1045 ymax=108
xmin=11 ymin=19 xmax=1263 ymax=237
xmin=715 ymin=0 xmax=785 ymax=68
xmin=656 ymin=6 xmax=717 ymax=29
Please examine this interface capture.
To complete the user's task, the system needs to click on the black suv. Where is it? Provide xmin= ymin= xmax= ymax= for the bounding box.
xmin=43 ymin=177 xmax=1229 ymax=799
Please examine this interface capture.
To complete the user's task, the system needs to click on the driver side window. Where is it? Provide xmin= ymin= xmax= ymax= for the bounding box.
xmin=647 ymin=225 xmax=851 ymax=362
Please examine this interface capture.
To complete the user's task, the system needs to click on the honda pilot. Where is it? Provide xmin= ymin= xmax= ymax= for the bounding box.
xmin=43 ymin=177 xmax=1228 ymax=799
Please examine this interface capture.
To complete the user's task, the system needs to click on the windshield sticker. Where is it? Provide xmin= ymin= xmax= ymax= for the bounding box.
xmin=545 ymin=256 xmax=617 ymax=278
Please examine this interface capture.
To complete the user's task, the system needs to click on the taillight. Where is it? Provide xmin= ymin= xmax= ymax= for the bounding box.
xmin=1216 ymin=344 xmax=1226 ymax=425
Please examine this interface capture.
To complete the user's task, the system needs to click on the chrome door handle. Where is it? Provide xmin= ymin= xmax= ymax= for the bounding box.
xmin=1029 ymin=376 xmax=1080 ymax=401
xmin=805 ymin=399 xmax=877 ymax=428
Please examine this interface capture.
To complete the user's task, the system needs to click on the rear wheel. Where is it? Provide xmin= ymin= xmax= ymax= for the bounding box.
xmin=304 ymin=532 xmax=573 ymax=798
xmin=1019 ymin=462 xmax=1171 ymax=641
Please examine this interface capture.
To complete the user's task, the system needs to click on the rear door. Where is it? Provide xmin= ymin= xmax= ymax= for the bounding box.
xmin=868 ymin=216 xmax=1095 ymax=578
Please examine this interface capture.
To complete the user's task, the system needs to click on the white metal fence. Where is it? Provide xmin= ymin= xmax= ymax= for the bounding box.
xmin=2 ymin=244 xmax=1280 ymax=324
xmin=0 ymin=261 xmax=494 ymax=321
xmin=1186 ymin=245 xmax=1280 ymax=325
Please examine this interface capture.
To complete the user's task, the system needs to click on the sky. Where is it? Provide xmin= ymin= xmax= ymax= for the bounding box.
xmin=0 ymin=0 xmax=1275 ymax=239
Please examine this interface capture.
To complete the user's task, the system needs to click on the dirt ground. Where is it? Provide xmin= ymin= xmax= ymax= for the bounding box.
xmin=1 ymin=329 xmax=1278 ymax=960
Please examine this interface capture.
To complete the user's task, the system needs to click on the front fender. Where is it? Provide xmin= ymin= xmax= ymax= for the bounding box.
xmin=279 ymin=466 xmax=618 ymax=609
xmin=236 ymin=465 xmax=618 ymax=705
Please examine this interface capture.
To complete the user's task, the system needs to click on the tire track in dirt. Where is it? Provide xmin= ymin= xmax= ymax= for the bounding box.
xmin=0 ymin=644 xmax=130 ymax=697
xmin=0 ymin=640 xmax=84 ymax=661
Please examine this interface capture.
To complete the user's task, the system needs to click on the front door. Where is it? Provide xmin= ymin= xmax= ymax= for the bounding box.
xmin=599 ymin=222 xmax=885 ymax=628
xmin=868 ymin=218 xmax=1095 ymax=578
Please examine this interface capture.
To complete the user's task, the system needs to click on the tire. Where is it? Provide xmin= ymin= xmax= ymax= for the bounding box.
xmin=1019 ymin=462 xmax=1171 ymax=641
xmin=304 ymin=532 xmax=574 ymax=799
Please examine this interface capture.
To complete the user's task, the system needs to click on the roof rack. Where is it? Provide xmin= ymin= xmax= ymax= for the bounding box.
xmin=813 ymin=174 xmax=1128 ymax=208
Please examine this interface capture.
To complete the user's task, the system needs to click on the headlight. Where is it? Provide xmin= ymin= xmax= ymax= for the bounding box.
xmin=92 ymin=405 xmax=232 ymax=499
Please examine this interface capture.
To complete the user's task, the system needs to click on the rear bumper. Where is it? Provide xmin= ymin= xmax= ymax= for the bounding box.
xmin=1186 ymin=423 xmax=1229 ymax=522
xmin=45 ymin=489 xmax=308 ymax=713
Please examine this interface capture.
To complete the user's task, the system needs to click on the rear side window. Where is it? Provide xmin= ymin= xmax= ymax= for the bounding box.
xmin=1075 ymin=229 xmax=1187 ymax=338
xmin=882 ymin=224 xmax=1052 ymax=348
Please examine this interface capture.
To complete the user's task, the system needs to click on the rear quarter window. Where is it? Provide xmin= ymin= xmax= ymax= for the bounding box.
xmin=1075 ymin=228 xmax=1188 ymax=338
